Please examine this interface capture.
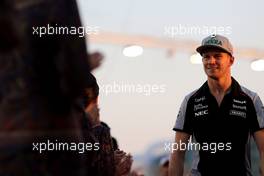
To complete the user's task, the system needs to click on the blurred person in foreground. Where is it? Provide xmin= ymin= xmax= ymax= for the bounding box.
xmin=82 ymin=73 xmax=138 ymax=176
xmin=0 ymin=0 xmax=95 ymax=175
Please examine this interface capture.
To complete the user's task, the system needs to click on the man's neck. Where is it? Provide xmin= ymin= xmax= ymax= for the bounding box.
xmin=207 ymin=76 xmax=232 ymax=106
xmin=208 ymin=76 xmax=232 ymax=95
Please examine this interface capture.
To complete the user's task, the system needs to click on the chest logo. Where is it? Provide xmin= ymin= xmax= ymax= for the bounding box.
xmin=195 ymin=96 xmax=206 ymax=103
xmin=229 ymin=110 xmax=246 ymax=118
xmin=195 ymin=110 xmax=208 ymax=117
xmin=194 ymin=103 xmax=208 ymax=111
xmin=232 ymin=104 xmax=247 ymax=110
xmin=233 ymin=99 xmax=246 ymax=104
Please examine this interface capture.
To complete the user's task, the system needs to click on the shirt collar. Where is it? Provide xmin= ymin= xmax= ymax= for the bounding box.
xmin=201 ymin=77 xmax=241 ymax=97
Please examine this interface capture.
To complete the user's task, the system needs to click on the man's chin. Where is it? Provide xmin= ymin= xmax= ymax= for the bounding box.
xmin=207 ymin=74 xmax=220 ymax=80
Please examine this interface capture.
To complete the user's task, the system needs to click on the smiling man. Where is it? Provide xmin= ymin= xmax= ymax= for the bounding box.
xmin=169 ymin=35 xmax=264 ymax=176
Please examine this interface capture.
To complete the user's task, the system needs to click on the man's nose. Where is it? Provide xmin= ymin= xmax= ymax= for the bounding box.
xmin=207 ymin=56 xmax=216 ymax=64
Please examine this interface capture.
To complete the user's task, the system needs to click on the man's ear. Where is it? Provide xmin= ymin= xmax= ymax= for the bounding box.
xmin=91 ymin=97 xmax=99 ymax=105
xmin=230 ymin=56 xmax=234 ymax=66
xmin=95 ymin=96 xmax=99 ymax=104
xmin=85 ymin=100 xmax=97 ymax=113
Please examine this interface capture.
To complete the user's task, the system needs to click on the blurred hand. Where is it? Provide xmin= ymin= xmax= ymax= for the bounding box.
xmin=115 ymin=151 xmax=133 ymax=176
xmin=114 ymin=150 xmax=126 ymax=164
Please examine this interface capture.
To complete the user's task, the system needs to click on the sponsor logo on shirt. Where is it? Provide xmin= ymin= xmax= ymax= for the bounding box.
xmin=232 ymin=104 xmax=247 ymax=110
xmin=195 ymin=110 xmax=208 ymax=117
xmin=229 ymin=110 xmax=246 ymax=118
xmin=194 ymin=103 xmax=208 ymax=111
xmin=195 ymin=96 xmax=206 ymax=103
xmin=233 ymin=99 xmax=246 ymax=104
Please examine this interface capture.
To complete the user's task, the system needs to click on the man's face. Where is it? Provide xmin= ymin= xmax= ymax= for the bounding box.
xmin=202 ymin=50 xmax=234 ymax=80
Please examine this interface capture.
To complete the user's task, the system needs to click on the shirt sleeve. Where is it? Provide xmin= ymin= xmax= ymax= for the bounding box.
xmin=250 ymin=94 xmax=264 ymax=133
xmin=173 ymin=96 xmax=193 ymax=135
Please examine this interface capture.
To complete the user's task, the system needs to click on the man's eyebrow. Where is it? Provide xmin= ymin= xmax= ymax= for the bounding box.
xmin=214 ymin=53 xmax=222 ymax=55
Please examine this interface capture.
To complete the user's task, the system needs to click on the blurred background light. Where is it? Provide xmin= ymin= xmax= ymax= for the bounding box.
xmin=190 ymin=53 xmax=202 ymax=64
xmin=251 ymin=59 xmax=264 ymax=71
xmin=123 ymin=45 xmax=144 ymax=57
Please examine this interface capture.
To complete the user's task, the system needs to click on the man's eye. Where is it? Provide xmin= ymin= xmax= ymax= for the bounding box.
xmin=214 ymin=55 xmax=222 ymax=59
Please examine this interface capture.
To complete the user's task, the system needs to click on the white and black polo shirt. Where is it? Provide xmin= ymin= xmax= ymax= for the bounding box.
xmin=173 ymin=77 xmax=264 ymax=176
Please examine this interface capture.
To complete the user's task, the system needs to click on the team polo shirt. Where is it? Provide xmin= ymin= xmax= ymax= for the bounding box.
xmin=173 ymin=77 xmax=264 ymax=176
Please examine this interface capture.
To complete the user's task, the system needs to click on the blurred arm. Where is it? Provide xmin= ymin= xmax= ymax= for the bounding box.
xmin=169 ymin=131 xmax=190 ymax=176
xmin=254 ymin=129 xmax=264 ymax=176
